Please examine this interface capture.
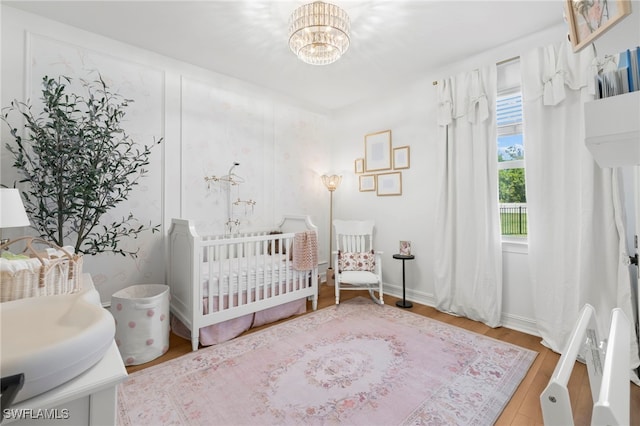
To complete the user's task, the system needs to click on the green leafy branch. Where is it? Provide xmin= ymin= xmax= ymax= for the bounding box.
xmin=2 ymin=75 xmax=162 ymax=257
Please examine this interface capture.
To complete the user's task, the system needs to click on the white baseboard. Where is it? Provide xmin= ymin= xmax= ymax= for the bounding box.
xmin=499 ymin=313 xmax=540 ymax=337
xmin=383 ymin=283 xmax=540 ymax=337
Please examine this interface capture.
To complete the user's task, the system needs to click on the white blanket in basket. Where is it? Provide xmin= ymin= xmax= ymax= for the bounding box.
xmin=0 ymin=246 xmax=75 ymax=274
xmin=0 ymin=257 xmax=44 ymax=274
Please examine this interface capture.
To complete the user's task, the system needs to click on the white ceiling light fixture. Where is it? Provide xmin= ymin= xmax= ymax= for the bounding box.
xmin=288 ymin=1 xmax=351 ymax=66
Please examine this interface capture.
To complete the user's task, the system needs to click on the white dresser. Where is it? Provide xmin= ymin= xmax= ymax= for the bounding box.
xmin=3 ymin=275 xmax=127 ymax=426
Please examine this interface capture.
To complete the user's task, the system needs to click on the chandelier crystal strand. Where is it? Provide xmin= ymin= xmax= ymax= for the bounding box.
xmin=288 ymin=1 xmax=350 ymax=66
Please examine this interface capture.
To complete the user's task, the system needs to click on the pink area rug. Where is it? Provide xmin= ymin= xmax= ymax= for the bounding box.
xmin=117 ymin=297 xmax=536 ymax=425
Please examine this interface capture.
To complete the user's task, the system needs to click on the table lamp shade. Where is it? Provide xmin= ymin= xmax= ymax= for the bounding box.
xmin=0 ymin=189 xmax=30 ymax=228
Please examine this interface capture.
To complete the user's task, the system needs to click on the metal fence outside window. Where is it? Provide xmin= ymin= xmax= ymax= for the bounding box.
xmin=500 ymin=203 xmax=527 ymax=236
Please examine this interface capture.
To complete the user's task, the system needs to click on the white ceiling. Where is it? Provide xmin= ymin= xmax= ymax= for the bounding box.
xmin=4 ymin=1 xmax=566 ymax=111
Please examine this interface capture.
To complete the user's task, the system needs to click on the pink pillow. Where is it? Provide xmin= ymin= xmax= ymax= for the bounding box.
xmin=338 ymin=250 xmax=375 ymax=273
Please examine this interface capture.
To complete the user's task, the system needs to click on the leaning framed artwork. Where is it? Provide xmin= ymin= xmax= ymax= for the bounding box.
xmin=565 ymin=0 xmax=631 ymax=52
xmin=376 ymin=172 xmax=402 ymax=196
xmin=364 ymin=130 xmax=392 ymax=172
xmin=393 ymin=146 xmax=410 ymax=169
xmin=359 ymin=175 xmax=376 ymax=192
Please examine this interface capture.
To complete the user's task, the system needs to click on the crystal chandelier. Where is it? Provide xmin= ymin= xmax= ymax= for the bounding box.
xmin=288 ymin=1 xmax=351 ymax=66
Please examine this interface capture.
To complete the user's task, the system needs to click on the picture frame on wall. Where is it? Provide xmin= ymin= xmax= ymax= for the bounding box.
xmin=393 ymin=146 xmax=410 ymax=169
xmin=364 ymin=130 xmax=392 ymax=172
xmin=355 ymin=158 xmax=364 ymax=174
xmin=565 ymin=0 xmax=631 ymax=52
xmin=376 ymin=172 xmax=402 ymax=196
xmin=359 ymin=174 xmax=376 ymax=192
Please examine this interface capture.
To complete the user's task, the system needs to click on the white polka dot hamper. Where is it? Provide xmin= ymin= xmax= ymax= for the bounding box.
xmin=111 ymin=284 xmax=170 ymax=365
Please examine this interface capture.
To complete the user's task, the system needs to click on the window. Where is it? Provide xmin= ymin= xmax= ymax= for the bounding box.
xmin=497 ymin=59 xmax=527 ymax=237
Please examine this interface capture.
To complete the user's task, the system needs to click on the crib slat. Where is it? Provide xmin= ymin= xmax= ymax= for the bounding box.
xmin=284 ymin=236 xmax=291 ymax=294
xmin=263 ymin=239 xmax=269 ymax=301
xmin=216 ymin=244 xmax=222 ymax=313
xmin=269 ymin=238 xmax=274 ymax=299
xmin=260 ymin=240 xmax=266 ymax=301
xmin=271 ymin=237 xmax=286 ymax=297
xmin=239 ymin=241 xmax=245 ymax=307
xmin=247 ymin=241 xmax=251 ymax=304
xmin=206 ymin=245 xmax=214 ymax=316
xmin=228 ymin=244 xmax=235 ymax=309
xmin=223 ymin=244 xmax=230 ymax=312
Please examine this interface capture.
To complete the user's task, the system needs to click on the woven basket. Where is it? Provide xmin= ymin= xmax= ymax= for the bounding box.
xmin=0 ymin=237 xmax=83 ymax=302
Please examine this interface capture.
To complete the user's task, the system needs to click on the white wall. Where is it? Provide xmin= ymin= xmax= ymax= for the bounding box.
xmin=1 ymin=6 xmax=331 ymax=302
xmin=329 ymin=11 xmax=640 ymax=334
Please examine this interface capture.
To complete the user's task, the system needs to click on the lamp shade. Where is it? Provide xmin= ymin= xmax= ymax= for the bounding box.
xmin=321 ymin=174 xmax=342 ymax=192
xmin=0 ymin=189 xmax=30 ymax=228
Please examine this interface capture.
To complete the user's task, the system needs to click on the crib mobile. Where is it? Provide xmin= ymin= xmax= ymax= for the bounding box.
xmin=204 ymin=162 xmax=256 ymax=235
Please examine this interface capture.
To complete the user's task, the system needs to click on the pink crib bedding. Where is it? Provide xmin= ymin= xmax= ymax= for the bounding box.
xmin=171 ymin=298 xmax=306 ymax=346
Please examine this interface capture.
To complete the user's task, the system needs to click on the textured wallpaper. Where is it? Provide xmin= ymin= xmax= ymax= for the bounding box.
xmin=23 ymin=34 xmax=166 ymax=301
xmin=181 ymin=77 xmax=328 ymax=238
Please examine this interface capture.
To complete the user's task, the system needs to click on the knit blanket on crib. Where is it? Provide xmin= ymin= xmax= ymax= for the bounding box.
xmin=292 ymin=231 xmax=317 ymax=271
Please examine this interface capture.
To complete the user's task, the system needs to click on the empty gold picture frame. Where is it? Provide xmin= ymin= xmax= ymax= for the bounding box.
xmin=364 ymin=130 xmax=392 ymax=172
xmin=359 ymin=174 xmax=376 ymax=192
xmin=376 ymin=172 xmax=402 ymax=196
xmin=355 ymin=158 xmax=364 ymax=174
xmin=393 ymin=146 xmax=410 ymax=169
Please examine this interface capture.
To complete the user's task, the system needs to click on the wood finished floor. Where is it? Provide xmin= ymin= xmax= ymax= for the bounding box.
xmin=127 ymin=284 xmax=640 ymax=425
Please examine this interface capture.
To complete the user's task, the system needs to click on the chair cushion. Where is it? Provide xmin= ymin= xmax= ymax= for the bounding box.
xmin=338 ymin=270 xmax=379 ymax=285
xmin=338 ymin=250 xmax=375 ymax=273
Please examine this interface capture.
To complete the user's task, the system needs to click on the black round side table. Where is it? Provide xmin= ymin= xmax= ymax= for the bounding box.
xmin=393 ymin=254 xmax=415 ymax=308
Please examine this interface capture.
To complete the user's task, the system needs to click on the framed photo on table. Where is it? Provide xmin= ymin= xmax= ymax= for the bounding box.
xmin=364 ymin=130 xmax=392 ymax=172
xmin=565 ymin=0 xmax=631 ymax=52
xmin=399 ymin=241 xmax=411 ymax=256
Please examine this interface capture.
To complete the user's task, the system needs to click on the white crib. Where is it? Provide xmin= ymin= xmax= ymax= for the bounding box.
xmin=168 ymin=216 xmax=318 ymax=351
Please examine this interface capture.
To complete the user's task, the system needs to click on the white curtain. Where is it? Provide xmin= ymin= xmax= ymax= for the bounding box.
xmin=522 ymin=41 xmax=639 ymax=383
xmin=434 ymin=65 xmax=503 ymax=327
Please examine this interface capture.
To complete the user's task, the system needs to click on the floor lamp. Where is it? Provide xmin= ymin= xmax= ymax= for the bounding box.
xmin=321 ymin=174 xmax=341 ymax=285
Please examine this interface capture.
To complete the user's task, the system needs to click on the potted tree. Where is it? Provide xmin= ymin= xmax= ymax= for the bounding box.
xmin=2 ymin=75 xmax=162 ymax=257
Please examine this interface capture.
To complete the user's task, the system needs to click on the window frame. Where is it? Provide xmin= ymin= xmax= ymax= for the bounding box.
xmin=496 ymin=80 xmax=527 ymax=242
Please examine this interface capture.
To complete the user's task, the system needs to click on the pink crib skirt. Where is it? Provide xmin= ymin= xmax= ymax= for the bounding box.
xmin=171 ymin=297 xmax=306 ymax=346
